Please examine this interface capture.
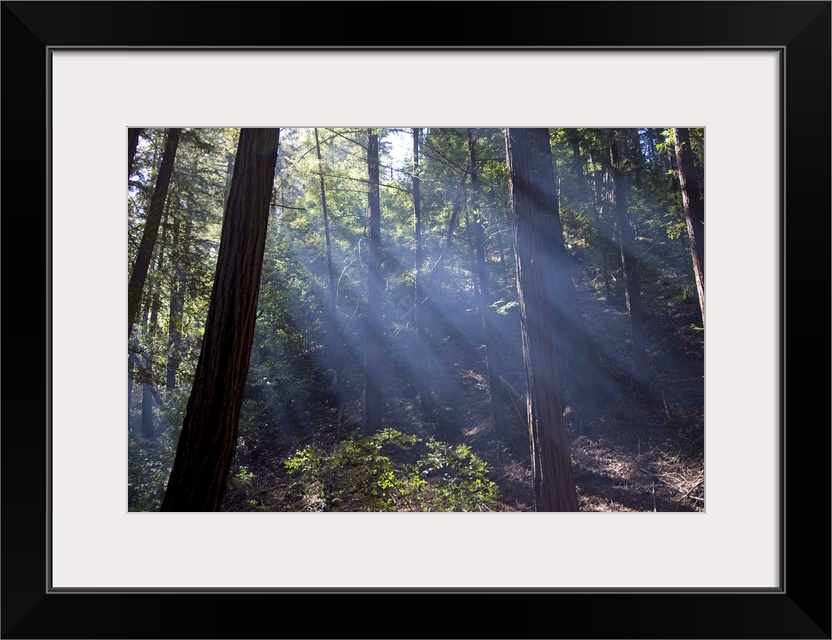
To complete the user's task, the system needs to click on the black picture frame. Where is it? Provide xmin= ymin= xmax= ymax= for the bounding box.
xmin=2 ymin=2 xmax=829 ymax=638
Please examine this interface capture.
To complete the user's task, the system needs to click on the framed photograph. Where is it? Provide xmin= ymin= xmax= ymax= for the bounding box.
xmin=3 ymin=2 xmax=828 ymax=637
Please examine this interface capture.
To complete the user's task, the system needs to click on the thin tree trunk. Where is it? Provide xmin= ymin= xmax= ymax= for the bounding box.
xmin=468 ymin=128 xmax=507 ymax=437
xmin=494 ymin=217 xmax=506 ymax=268
xmin=127 ymin=359 xmax=134 ymax=430
xmin=128 ymin=128 xmax=143 ymax=178
xmin=607 ymin=130 xmax=648 ymax=380
xmin=412 ymin=128 xmax=435 ymax=417
xmin=567 ymin=129 xmax=591 ymax=203
xmin=141 ymin=384 xmax=154 ymax=438
xmin=166 ymin=208 xmax=186 ymax=392
xmin=161 ymin=128 xmax=280 ymax=512
xmin=363 ymin=129 xmax=383 ymax=433
xmin=315 ymin=128 xmax=342 ymax=404
xmin=505 ymin=128 xmax=578 ymax=512
xmin=588 ymin=152 xmax=613 ymax=298
xmin=445 ymin=172 xmax=469 ymax=249
xmin=464 ymin=209 xmax=478 ymax=300
xmin=128 ymin=128 xmax=181 ymax=337
xmin=166 ymin=170 xmax=193 ymax=393
xmin=673 ymin=127 xmax=705 ymax=325
xmin=138 ymin=291 xmax=155 ymax=438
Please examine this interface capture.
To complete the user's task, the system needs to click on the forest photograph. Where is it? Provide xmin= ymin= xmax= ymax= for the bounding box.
xmin=127 ymin=126 xmax=705 ymax=513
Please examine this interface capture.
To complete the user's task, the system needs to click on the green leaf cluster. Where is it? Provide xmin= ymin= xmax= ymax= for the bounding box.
xmin=284 ymin=428 xmax=499 ymax=512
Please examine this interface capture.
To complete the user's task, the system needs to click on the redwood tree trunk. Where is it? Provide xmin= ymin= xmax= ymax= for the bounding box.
xmin=161 ymin=128 xmax=280 ymax=512
xmin=363 ymin=129 xmax=383 ymax=433
xmin=141 ymin=383 xmax=154 ymax=438
xmin=607 ymin=130 xmax=648 ymax=380
xmin=444 ymin=172 xmax=468 ymax=249
xmin=673 ymin=127 xmax=705 ymax=325
xmin=128 ymin=128 xmax=181 ymax=337
xmin=128 ymin=127 xmax=143 ymax=177
xmin=468 ymin=128 xmax=506 ymax=437
xmin=412 ymin=128 xmax=435 ymax=418
xmin=526 ymin=129 xmax=611 ymax=410
xmin=166 ymin=210 xmax=188 ymax=392
xmin=315 ymin=128 xmax=342 ymax=405
xmin=505 ymin=128 xmax=578 ymax=512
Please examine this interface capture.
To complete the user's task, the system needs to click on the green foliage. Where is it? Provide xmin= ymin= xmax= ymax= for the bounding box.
xmin=284 ymin=428 xmax=499 ymax=511
xmin=128 ymin=435 xmax=175 ymax=511
xmin=490 ymin=298 xmax=518 ymax=315
xmin=233 ymin=465 xmax=256 ymax=487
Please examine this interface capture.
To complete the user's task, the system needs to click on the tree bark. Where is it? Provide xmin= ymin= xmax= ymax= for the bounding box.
xmin=606 ymin=130 xmax=648 ymax=380
xmin=468 ymin=128 xmax=507 ymax=437
xmin=161 ymin=128 xmax=280 ymax=512
xmin=505 ymin=128 xmax=578 ymax=512
xmin=527 ymin=129 xmax=611 ymax=410
xmin=128 ymin=128 xmax=181 ymax=337
xmin=315 ymin=128 xmax=342 ymax=404
xmin=363 ymin=129 xmax=383 ymax=433
xmin=445 ymin=172 xmax=469 ymax=249
xmin=166 ymin=200 xmax=189 ymax=392
xmin=412 ymin=128 xmax=435 ymax=417
xmin=128 ymin=128 xmax=143 ymax=178
xmin=673 ymin=127 xmax=705 ymax=325
xmin=141 ymin=383 xmax=154 ymax=438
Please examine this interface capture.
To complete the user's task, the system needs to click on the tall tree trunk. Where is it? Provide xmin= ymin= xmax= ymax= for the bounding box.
xmin=166 ymin=212 xmax=185 ymax=392
xmin=138 ymin=292 xmax=154 ymax=437
xmin=128 ymin=127 xmax=181 ymax=337
xmin=161 ymin=128 xmax=280 ymax=512
xmin=588 ymin=151 xmax=613 ymax=298
xmin=566 ymin=129 xmax=591 ymax=203
xmin=141 ymin=383 xmax=154 ymax=438
xmin=494 ymin=216 xmax=507 ymax=268
xmin=127 ymin=359 xmax=134 ymax=429
xmin=128 ymin=128 xmax=143 ymax=178
xmin=527 ymin=129 xmax=611 ymax=410
xmin=140 ymin=204 xmax=171 ymax=436
xmin=606 ymin=130 xmax=648 ymax=380
xmin=467 ymin=128 xmax=507 ymax=437
xmin=673 ymin=127 xmax=705 ymax=325
xmin=314 ymin=128 xmax=342 ymax=405
xmin=464 ymin=209 xmax=479 ymax=300
xmin=412 ymin=128 xmax=435 ymax=418
xmin=363 ymin=129 xmax=383 ymax=433
xmin=445 ymin=172 xmax=469 ymax=249
xmin=505 ymin=128 xmax=578 ymax=512
xmin=166 ymin=212 xmax=192 ymax=392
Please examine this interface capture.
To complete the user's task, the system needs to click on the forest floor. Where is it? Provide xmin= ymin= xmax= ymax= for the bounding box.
xmin=221 ymin=271 xmax=705 ymax=513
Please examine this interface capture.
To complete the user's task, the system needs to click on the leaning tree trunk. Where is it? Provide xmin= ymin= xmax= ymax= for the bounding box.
xmin=467 ymin=128 xmax=507 ymax=437
xmin=412 ymin=128 xmax=435 ymax=418
xmin=128 ymin=127 xmax=181 ymax=337
xmin=673 ymin=127 xmax=705 ymax=326
xmin=363 ymin=129 xmax=383 ymax=433
xmin=505 ymin=128 xmax=578 ymax=512
xmin=606 ymin=130 xmax=648 ymax=381
xmin=161 ymin=128 xmax=280 ymax=512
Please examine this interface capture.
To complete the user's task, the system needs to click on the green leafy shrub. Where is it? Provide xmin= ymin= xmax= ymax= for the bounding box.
xmin=284 ymin=428 xmax=499 ymax=512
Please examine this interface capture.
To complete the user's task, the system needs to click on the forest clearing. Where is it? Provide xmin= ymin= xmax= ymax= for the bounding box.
xmin=127 ymin=127 xmax=705 ymax=513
